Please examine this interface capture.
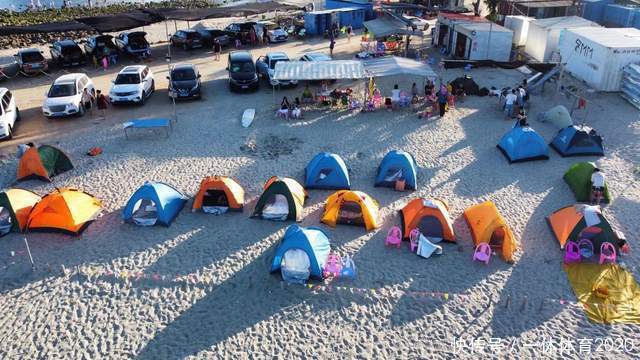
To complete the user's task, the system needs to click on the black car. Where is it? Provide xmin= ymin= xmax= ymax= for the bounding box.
xmin=170 ymin=30 xmax=204 ymax=50
xmin=168 ymin=64 xmax=202 ymax=100
xmin=227 ymin=51 xmax=259 ymax=92
xmin=195 ymin=27 xmax=232 ymax=48
xmin=83 ymin=35 xmax=119 ymax=58
xmin=14 ymin=48 xmax=48 ymax=75
xmin=49 ymin=40 xmax=85 ymax=67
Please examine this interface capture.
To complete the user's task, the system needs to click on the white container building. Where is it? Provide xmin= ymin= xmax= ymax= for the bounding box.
xmin=450 ymin=22 xmax=514 ymax=61
xmin=504 ymin=15 xmax=534 ymax=47
xmin=559 ymin=27 xmax=640 ymax=91
xmin=525 ymin=16 xmax=601 ymax=62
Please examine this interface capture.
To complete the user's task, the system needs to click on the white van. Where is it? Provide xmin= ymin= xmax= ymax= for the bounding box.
xmin=0 ymin=88 xmax=19 ymax=140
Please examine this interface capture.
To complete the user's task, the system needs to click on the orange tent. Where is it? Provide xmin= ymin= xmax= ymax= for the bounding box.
xmin=0 ymin=188 xmax=41 ymax=235
xmin=400 ymin=198 xmax=455 ymax=242
xmin=192 ymin=176 xmax=245 ymax=212
xmin=17 ymin=145 xmax=73 ymax=182
xmin=321 ymin=190 xmax=379 ymax=231
xmin=27 ymin=188 xmax=102 ymax=235
xmin=547 ymin=204 xmax=618 ymax=249
xmin=463 ymin=201 xmax=517 ymax=262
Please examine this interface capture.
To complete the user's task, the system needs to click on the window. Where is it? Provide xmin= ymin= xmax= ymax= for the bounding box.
xmin=172 ymin=68 xmax=196 ymax=80
xmin=230 ymin=61 xmax=254 ymax=73
xmin=2 ymin=91 xmax=12 ymax=107
xmin=21 ymin=51 xmax=44 ymax=63
xmin=48 ymin=83 xmax=76 ymax=97
xmin=115 ymin=73 xmax=141 ymax=84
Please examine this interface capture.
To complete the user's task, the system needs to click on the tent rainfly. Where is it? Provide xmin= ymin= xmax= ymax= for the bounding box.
xmin=273 ymin=60 xmax=366 ymax=81
xmin=363 ymin=56 xmax=438 ymax=79
xmin=364 ymin=16 xmax=423 ymax=38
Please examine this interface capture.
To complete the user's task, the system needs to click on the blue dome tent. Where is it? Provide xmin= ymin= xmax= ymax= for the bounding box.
xmin=270 ymin=225 xmax=331 ymax=279
xmin=123 ymin=182 xmax=188 ymax=226
xmin=497 ymin=125 xmax=550 ymax=163
xmin=304 ymin=152 xmax=350 ymax=189
xmin=550 ymin=125 xmax=604 ymax=157
xmin=374 ymin=150 xmax=417 ymax=190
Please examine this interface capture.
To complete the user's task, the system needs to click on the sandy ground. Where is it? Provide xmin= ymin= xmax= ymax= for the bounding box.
xmin=0 ymin=26 xmax=639 ymax=359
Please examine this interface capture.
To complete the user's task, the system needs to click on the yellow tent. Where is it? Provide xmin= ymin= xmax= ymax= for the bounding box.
xmin=463 ymin=201 xmax=517 ymax=262
xmin=321 ymin=190 xmax=379 ymax=231
xmin=565 ymin=263 xmax=640 ymax=324
xmin=27 ymin=188 xmax=102 ymax=235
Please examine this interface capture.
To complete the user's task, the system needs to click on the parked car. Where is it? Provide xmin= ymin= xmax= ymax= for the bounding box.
xmin=0 ymin=88 xmax=19 ymax=140
xmin=83 ymin=34 xmax=119 ymax=59
xmin=42 ymin=73 xmax=94 ymax=118
xmin=224 ymin=22 xmax=257 ymax=44
xmin=14 ymin=48 xmax=48 ymax=75
xmin=299 ymin=52 xmax=332 ymax=62
xmin=403 ymin=15 xmax=430 ymax=31
xmin=195 ymin=27 xmax=232 ymax=48
xmin=168 ymin=63 xmax=202 ymax=100
xmin=256 ymin=52 xmax=297 ymax=87
xmin=49 ymin=40 xmax=85 ymax=67
xmin=227 ymin=51 xmax=259 ymax=92
xmin=109 ymin=65 xmax=154 ymax=105
xmin=257 ymin=21 xmax=288 ymax=43
xmin=114 ymin=31 xmax=151 ymax=59
xmin=170 ymin=29 xmax=204 ymax=50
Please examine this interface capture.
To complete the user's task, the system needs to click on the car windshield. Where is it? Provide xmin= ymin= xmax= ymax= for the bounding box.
xmin=269 ymin=58 xmax=288 ymax=69
xmin=61 ymin=45 xmax=81 ymax=56
xmin=21 ymin=51 xmax=44 ymax=63
xmin=172 ymin=68 xmax=196 ymax=80
xmin=48 ymin=83 xmax=76 ymax=97
xmin=230 ymin=61 xmax=254 ymax=73
xmin=115 ymin=73 xmax=141 ymax=84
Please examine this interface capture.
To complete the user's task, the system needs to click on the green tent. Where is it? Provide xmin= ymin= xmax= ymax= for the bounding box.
xmin=564 ymin=162 xmax=610 ymax=203
xmin=17 ymin=145 xmax=74 ymax=182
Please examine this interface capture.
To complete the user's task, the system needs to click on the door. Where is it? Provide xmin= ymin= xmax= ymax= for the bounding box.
xmin=438 ymin=25 xmax=448 ymax=47
xmin=455 ymin=32 xmax=468 ymax=58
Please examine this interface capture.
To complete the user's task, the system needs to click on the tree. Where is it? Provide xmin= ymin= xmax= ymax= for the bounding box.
xmin=484 ymin=0 xmax=502 ymax=17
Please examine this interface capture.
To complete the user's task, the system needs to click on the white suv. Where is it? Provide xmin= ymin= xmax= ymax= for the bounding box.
xmin=0 ymin=88 xmax=19 ymax=140
xmin=109 ymin=65 xmax=155 ymax=105
xmin=42 ymin=73 xmax=94 ymax=118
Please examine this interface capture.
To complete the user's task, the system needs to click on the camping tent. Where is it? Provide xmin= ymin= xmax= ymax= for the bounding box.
xmin=564 ymin=162 xmax=611 ymax=203
xmin=305 ymin=152 xmax=350 ymax=190
xmin=17 ymin=145 xmax=73 ymax=182
xmin=550 ymin=125 xmax=604 ymax=157
xmin=27 ymin=188 xmax=101 ymax=235
xmin=123 ymin=182 xmax=187 ymax=226
xmin=270 ymin=224 xmax=331 ymax=279
xmin=497 ymin=125 xmax=550 ymax=163
xmin=375 ymin=150 xmax=418 ymax=190
xmin=463 ymin=201 xmax=517 ymax=262
xmin=0 ymin=188 xmax=41 ymax=236
xmin=192 ymin=176 xmax=245 ymax=213
xmin=450 ymin=76 xmax=480 ymax=96
xmin=399 ymin=198 xmax=455 ymax=242
xmin=321 ymin=190 xmax=379 ymax=230
xmin=273 ymin=61 xmax=365 ymax=81
xmin=363 ymin=16 xmax=423 ymax=38
xmin=537 ymin=105 xmax=573 ymax=128
xmin=252 ymin=177 xmax=307 ymax=222
xmin=546 ymin=204 xmax=620 ymax=251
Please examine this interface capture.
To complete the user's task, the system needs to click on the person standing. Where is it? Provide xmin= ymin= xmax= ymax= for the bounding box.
xmin=262 ymin=28 xmax=269 ymax=45
xmin=213 ymin=39 xmax=221 ymax=61
xmin=436 ymin=86 xmax=448 ymax=118
xmin=347 ymin=25 xmax=352 ymax=42
xmin=82 ymin=88 xmax=95 ymax=117
xmin=504 ymin=89 xmax=518 ymax=119
xmin=590 ymin=168 xmax=606 ymax=204
xmin=96 ymin=90 xmax=109 ymax=120
xmin=249 ymin=27 xmax=257 ymax=46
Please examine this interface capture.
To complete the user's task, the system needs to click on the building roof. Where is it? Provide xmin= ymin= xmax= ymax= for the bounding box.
xmin=439 ymin=12 xmax=487 ymax=22
xmin=517 ymin=0 xmax=573 ymax=8
xmin=565 ymin=27 xmax=640 ymax=48
xmin=457 ymin=22 xmax=513 ymax=33
xmin=531 ymin=16 xmax=600 ymax=29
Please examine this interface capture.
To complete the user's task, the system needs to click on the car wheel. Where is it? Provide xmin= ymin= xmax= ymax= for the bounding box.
xmin=15 ymin=108 xmax=21 ymax=121
xmin=150 ymin=80 xmax=155 ymax=93
xmin=183 ymin=43 xmax=188 ymax=51
xmin=141 ymin=91 xmax=146 ymax=105
xmin=6 ymin=125 xmax=13 ymax=140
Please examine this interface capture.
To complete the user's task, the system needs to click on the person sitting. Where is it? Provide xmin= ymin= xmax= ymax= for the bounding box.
xmin=277 ymin=96 xmax=291 ymax=118
xmin=291 ymin=98 xmax=302 ymax=119
xmin=424 ymin=80 xmax=435 ymax=97
xmin=411 ymin=82 xmax=419 ymax=103
xmin=516 ymin=110 xmax=529 ymax=127
xmin=302 ymin=85 xmax=314 ymax=104
xmin=590 ymin=168 xmax=606 ymax=204
xmin=391 ymin=84 xmax=401 ymax=108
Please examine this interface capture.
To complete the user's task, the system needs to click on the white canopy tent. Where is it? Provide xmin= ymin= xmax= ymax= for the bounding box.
xmin=362 ymin=56 xmax=437 ymax=79
xmin=273 ymin=60 xmax=366 ymax=81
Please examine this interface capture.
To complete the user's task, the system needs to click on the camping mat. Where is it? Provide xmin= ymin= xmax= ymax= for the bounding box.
xmin=564 ymin=263 xmax=640 ymax=324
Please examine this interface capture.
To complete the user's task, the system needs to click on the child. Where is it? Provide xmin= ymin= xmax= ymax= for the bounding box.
xmin=213 ymin=39 xmax=221 ymax=61
xmin=96 ymin=90 xmax=109 ymax=120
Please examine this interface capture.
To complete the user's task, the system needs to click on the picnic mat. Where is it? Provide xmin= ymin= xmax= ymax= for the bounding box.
xmin=565 ymin=263 xmax=640 ymax=324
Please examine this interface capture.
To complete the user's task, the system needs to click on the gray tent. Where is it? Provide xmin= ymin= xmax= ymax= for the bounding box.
xmin=364 ymin=16 xmax=423 ymax=39
xmin=363 ymin=56 xmax=437 ymax=79
xmin=537 ymin=105 xmax=573 ymax=128
xmin=273 ymin=60 xmax=365 ymax=81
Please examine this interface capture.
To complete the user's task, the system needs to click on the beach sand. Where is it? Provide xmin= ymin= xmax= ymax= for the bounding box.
xmin=0 ymin=24 xmax=639 ymax=359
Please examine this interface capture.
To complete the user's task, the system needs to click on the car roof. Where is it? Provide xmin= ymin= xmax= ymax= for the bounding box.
xmin=18 ymin=48 xmax=40 ymax=54
xmin=304 ymin=53 xmax=331 ymax=61
xmin=181 ymin=29 xmax=198 ymax=33
xmin=57 ymin=40 xmax=77 ymax=46
xmin=121 ymin=65 xmax=145 ymax=73
xmin=229 ymin=51 xmax=253 ymax=61
xmin=55 ymin=73 xmax=84 ymax=83
xmin=267 ymin=52 xmax=288 ymax=59
xmin=172 ymin=63 xmax=196 ymax=71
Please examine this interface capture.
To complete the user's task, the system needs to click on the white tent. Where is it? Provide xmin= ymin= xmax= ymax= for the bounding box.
xmin=362 ymin=56 xmax=437 ymax=79
xmin=273 ymin=60 xmax=366 ymax=81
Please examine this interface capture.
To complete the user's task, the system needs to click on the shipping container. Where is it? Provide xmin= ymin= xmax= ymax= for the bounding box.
xmin=603 ymin=4 xmax=639 ymax=27
xmin=450 ymin=22 xmax=513 ymax=61
xmin=581 ymin=0 xmax=614 ymax=24
xmin=525 ymin=16 xmax=601 ymax=62
xmin=504 ymin=15 xmax=534 ymax=46
xmin=559 ymin=27 xmax=640 ymax=91
xmin=325 ymin=0 xmax=375 ymax=21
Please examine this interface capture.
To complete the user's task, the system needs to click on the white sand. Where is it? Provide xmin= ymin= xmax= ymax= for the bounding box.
xmin=0 ymin=27 xmax=639 ymax=359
